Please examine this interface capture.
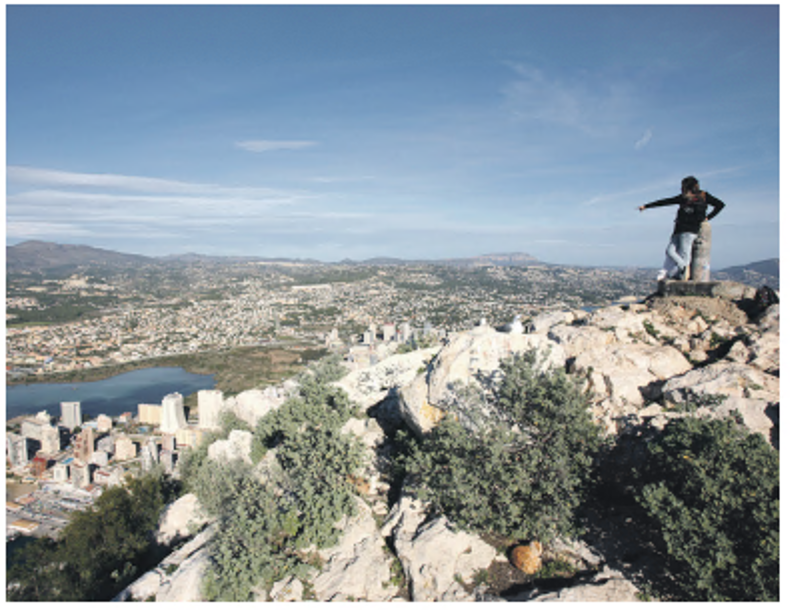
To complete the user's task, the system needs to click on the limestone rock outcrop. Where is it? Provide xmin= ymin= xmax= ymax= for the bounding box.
xmin=662 ymin=361 xmax=778 ymax=405
xmin=334 ymin=346 xmax=440 ymax=412
xmin=268 ymin=576 xmax=304 ymax=602
xmin=207 ymin=429 xmax=254 ymax=464
xmin=398 ymin=325 xmax=565 ymax=436
xmin=381 ymin=493 xmax=498 ymax=601
xmin=223 ymin=385 xmax=292 ymax=427
xmin=571 ymin=343 xmax=692 ymax=406
xmin=312 ymin=496 xmax=399 ymax=601
xmin=156 ymin=493 xmax=210 ymax=546
xmin=522 ymin=566 xmax=642 ymax=602
xmin=396 ymin=289 xmax=778 ymax=444
xmin=125 ymin=284 xmax=776 ymax=603
xmin=154 ymin=543 xmax=213 ymax=602
xmin=113 ymin=524 xmax=216 ymax=602
xmin=340 ymin=417 xmax=389 ymax=504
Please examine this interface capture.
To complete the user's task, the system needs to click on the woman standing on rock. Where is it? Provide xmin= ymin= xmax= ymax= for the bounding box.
xmin=638 ymin=176 xmax=725 ymax=281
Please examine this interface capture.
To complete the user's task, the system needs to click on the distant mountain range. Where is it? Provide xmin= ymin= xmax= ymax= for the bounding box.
xmin=714 ymin=259 xmax=780 ymax=285
xmin=5 ymin=240 xmax=779 ymax=284
xmin=6 ymin=240 xmax=152 ymax=272
xmin=5 ymin=241 xmax=543 ymax=272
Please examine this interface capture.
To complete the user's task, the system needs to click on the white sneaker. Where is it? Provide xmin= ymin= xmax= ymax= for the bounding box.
xmin=657 ymin=269 xmax=668 ymax=281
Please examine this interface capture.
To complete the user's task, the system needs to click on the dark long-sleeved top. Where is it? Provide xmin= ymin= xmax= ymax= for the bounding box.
xmin=643 ymin=192 xmax=725 ymax=235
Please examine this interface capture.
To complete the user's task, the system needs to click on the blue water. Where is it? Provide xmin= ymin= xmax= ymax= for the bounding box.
xmin=5 ymin=367 xmax=215 ymax=422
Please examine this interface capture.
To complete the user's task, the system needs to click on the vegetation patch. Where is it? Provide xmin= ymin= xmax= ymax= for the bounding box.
xmin=6 ymin=472 xmax=178 ymax=601
xmin=632 ymin=416 xmax=778 ymax=601
xmin=399 ymin=349 xmax=603 ymax=543
xmin=181 ymin=355 xmax=365 ymax=601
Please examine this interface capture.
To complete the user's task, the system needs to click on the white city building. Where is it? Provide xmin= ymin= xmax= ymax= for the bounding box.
xmin=61 ymin=401 xmax=82 ymax=431
xmin=160 ymin=393 xmax=187 ymax=433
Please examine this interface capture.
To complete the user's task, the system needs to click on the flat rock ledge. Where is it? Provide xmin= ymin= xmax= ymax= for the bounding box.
xmin=656 ymin=279 xmax=756 ymax=300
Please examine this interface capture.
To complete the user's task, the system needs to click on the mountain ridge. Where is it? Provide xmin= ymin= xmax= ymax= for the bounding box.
xmin=6 ymin=239 xmax=779 ymax=279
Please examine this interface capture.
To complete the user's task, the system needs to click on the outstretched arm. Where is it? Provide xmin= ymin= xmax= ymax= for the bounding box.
xmin=638 ymin=195 xmax=682 ymax=212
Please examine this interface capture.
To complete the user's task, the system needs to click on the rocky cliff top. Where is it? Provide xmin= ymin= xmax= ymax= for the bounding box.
xmin=118 ymin=282 xmax=778 ymax=602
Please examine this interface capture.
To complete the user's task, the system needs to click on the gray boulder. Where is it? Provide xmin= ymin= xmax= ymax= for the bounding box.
xmin=154 ymin=545 xmax=212 ymax=602
xmin=696 ymin=396 xmax=777 ymax=447
xmin=156 ymin=492 xmax=210 ymax=546
xmin=113 ymin=524 xmax=216 ymax=602
xmin=521 ymin=566 xmax=642 ymax=602
xmin=587 ymin=305 xmax=646 ymax=342
xmin=548 ymin=325 xmax=615 ymax=360
xmin=381 ymin=493 xmax=498 ymax=601
xmin=570 ymin=343 xmax=691 ymax=408
xmin=334 ymin=347 xmax=439 ymax=412
xmin=312 ymin=496 xmax=398 ymax=601
xmin=207 ymin=429 xmax=254 ymax=464
xmin=268 ymin=576 xmax=304 ymax=602
xmin=398 ymin=325 xmax=565 ymax=436
xmin=224 ymin=387 xmax=286 ymax=427
xmin=528 ymin=310 xmax=575 ymax=333
xmin=662 ymin=361 xmax=779 ymax=405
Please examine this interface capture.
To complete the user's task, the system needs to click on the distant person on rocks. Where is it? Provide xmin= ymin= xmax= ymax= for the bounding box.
xmin=638 ymin=176 xmax=725 ymax=281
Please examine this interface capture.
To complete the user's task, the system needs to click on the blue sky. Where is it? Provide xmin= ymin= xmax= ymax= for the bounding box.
xmin=5 ymin=3 xmax=780 ymax=268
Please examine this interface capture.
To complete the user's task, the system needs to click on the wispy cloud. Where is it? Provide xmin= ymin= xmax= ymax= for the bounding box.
xmin=6 ymin=221 xmax=96 ymax=238
xmin=309 ymin=175 xmax=376 ymax=184
xmin=7 ymin=166 xmax=217 ymax=194
xmin=234 ymin=140 xmax=318 ymax=152
xmin=580 ymin=176 xmax=682 ymax=208
xmin=6 ymin=165 xmax=304 ymax=201
xmin=5 ymin=165 xmax=323 ymax=244
xmin=502 ymin=62 xmax=635 ymax=136
xmin=634 ymin=128 xmax=653 ymax=150
xmin=9 ymin=189 xmax=303 ymax=213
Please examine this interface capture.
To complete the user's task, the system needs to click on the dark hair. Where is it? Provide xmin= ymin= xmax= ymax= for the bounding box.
xmin=681 ymin=176 xmax=700 ymax=195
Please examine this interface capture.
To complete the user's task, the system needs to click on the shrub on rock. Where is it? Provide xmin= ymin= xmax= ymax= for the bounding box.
xmin=401 ymin=349 xmax=603 ymax=543
xmin=634 ymin=416 xmax=778 ymax=601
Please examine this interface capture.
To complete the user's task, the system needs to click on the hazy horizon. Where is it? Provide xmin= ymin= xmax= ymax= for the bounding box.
xmin=6 ymin=237 xmax=778 ymax=272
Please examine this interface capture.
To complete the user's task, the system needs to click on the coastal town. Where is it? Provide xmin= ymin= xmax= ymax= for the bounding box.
xmin=5 ymin=259 xmax=658 ymax=543
xmin=6 ymin=260 xmax=657 ymax=378
xmin=7 ymin=396 xmax=176 ymax=540
xmin=7 ymin=385 xmax=239 ymax=543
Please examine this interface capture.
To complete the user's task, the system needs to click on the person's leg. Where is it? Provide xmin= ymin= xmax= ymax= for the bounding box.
xmin=665 ymin=234 xmax=684 ymax=268
xmin=676 ymin=232 xmax=697 ymax=278
xmin=657 ymin=252 xmax=676 ymax=281
xmin=666 ymin=233 xmax=696 ymax=278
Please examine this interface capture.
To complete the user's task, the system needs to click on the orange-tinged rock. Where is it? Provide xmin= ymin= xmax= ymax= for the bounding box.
xmin=419 ymin=401 xmax=445 ymax=426
xmin=347 ymin=475 xmax=370 ymax=496
xmin=511 ymin=541 xmax=543 ymax=575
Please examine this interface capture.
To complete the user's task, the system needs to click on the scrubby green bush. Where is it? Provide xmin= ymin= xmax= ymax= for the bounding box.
xmin=202 ymin=477 xmax=305 ymax=601
xmin=185 ymin=457 xmax=253 ymax=518
xmin=276 ymin=425 xmax=363 ymax=549
xmin=186 ymin=355 xmax=363 ymax=601
xmin=305 ymin=353 xmax=348 ymax=384
xmin=219 ymin=410 xmax=251 ymax=435
xmin=634 ymin=416 xmax=778 ymax=601
xmin=250 ymin=357 xmax=363 ymax=549
xmin=251 ymin=356 xmax=356 ymax=461
xmin=402 ymin=349 xmax=602 ymax=543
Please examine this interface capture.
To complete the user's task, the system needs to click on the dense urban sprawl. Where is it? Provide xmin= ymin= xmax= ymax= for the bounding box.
xmin=6 ymin=261 xmax=655 ymax=377
xmin=6 ymin=260 xmax=657 ymax=541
